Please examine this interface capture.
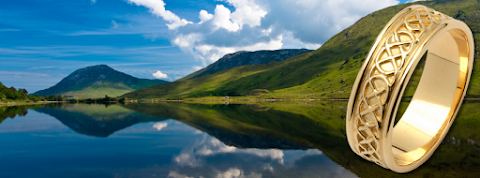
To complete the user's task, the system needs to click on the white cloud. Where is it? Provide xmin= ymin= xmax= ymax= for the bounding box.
xmin=215 ymin=168 xmax=263 ymax=178
xmin=168 ymin=172 xmax=194 ymax=178
xmin=127 ymin=0 xmax=192 ymax=30
xmin=216 ymin=168 xmax=241 ymax=178
xmin=226 ymin=0 xmax=267 ymax=28
xmin=199 ymin=10 xmax=213 ymax=24
xmin=127 ymin=0 xmax=399 ymax=66
xmin=192 ymin=66 xmax=203 ymax=71
xmin=152 ymin=70 xmax=168 ymax=79
xmin=407 ymin=0 xmax=426 ymax=2
xmin=91 ymin=0 xmax=96 ymax=4
xmin=212 ymin=5 xmax=240 ymax=32
xmin=153 ymin=122 xmax=168 ymax=131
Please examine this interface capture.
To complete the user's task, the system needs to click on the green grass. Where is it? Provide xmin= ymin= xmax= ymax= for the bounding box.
xmin=61 ymin=86 xmax=134 ymax=98
xmin=59 ymin=104 xmax=134 ymax=120
xmin=124 ymin=0 xmax=480 ymax=100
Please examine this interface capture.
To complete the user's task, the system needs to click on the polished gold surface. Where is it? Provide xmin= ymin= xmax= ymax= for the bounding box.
xmin=346 ymin=5 xmax=474 ymax=173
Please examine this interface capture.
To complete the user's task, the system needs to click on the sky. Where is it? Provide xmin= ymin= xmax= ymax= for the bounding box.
xmin=0 ymin=0 xmax=414 ymax=93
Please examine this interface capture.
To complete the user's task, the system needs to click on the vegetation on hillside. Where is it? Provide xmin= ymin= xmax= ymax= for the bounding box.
xmin=124 ymin=0 xmax=480 ymax=99
xmin=180 ymin=49 xmax=313 ymax=80
xmin=0 ymin=82 xmax=29 ymax=101
xmin=0 ymin=81 xmax=69 ymax=103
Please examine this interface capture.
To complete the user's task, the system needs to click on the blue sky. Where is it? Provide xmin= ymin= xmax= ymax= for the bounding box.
xmin=0 ymin=0 xmax=412 ymax=93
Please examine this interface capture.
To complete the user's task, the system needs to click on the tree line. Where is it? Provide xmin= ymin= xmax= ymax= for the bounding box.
xmin=1 ymin=82 xmax=131 ymax=104
xmin=0 ymin=82 xmax=66 ymax=102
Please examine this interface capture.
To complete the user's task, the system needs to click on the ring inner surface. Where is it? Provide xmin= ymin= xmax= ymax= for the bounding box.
xmin=391 ymin=29 xmax=469 ymax=166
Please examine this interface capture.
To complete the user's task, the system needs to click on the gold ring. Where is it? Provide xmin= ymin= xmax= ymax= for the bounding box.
xmin=346 ymin=5 xmax=474 ymax=173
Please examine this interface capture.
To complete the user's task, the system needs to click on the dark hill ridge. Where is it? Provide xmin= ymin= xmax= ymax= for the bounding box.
xmin=181 ymin=49 xmax=313 ymax=80
xmin=33 ymin=65 xmax=168 ymax=98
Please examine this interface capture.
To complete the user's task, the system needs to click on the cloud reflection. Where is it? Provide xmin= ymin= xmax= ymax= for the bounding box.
xmin=153 ymin=122 xmax=168 ymax=131
xmin=166 ymin=134 xmax=353 ymax=178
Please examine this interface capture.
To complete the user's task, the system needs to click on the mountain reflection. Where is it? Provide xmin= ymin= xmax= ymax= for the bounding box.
xmin=34 ymin=104 xmax=167 ymax=137
xmin=1 ymin=101 xmax=480 ymax=177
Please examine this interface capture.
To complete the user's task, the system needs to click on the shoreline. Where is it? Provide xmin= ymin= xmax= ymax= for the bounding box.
xmin=3 ymin=97 xmax=480 ymax=107
xmin=0 ymin=101 xmax=67 ymax=106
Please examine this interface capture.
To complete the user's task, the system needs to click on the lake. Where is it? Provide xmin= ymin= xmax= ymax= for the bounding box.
xmin=1 ymin=101 xmax=480 ymax=178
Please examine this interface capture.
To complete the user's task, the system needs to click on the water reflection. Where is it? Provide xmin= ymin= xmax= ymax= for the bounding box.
xmin=34 ymin=104 xmax=168 ymax=137
xmin=168 ymin=135 xmax=355 ymax=178
xmin=0 ymin=105 xmax=28 ymax=124
xmin=0 ymin=101 xmax=479 ymax=177
xmin=0 ymin=103 xmax=356 ymax=178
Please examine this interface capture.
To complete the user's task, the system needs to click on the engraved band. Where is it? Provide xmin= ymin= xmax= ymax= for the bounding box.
xmin=346 ymin=5 xmax=474 ymax=173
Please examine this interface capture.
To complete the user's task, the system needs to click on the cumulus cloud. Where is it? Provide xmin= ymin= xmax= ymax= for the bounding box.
xmin=259 ymin=0 xmax=399 ymax=44
xmin=227 ymin=0 xmax=267 ymax=28
xmin=127 ymin=0 xmax=399 ymax=66
xmin=152 ymin=70 xmax=168 ymax=79
xmin=153 ymin=122 xmax=168 ymax=131
xmin=127 ymin=0 xmax=192 ymax=30
xmin=199 ymin=10 xmax=214 ymax=24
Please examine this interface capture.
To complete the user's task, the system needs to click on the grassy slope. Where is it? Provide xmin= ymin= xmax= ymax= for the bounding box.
xmin=60 ymin=104 xmax=134 ymax=120
xmin=61 ymin=86 xmax=133 ymax=98
xmin=124 ymin=0 xmax=480 ymax=99
xmin=57 ymin=79 xmax=168 ymax=98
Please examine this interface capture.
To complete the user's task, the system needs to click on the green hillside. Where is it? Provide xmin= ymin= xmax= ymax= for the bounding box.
xmin=124 ymin=0 xmax=480 ymax=99
xmin=180 ymin=49 xmax=313 ymax=80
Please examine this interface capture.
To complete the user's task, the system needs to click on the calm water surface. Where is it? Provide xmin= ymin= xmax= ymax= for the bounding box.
xmin=1 ymin=102 xmax=480 ymax=178
xmin=0 ymin=103 xmax=356 ymax=178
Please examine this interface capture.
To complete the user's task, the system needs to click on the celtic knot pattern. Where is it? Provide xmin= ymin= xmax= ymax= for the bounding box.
xmin=404 ymin=7 xmax=447 ymax=32
xmin=351 ymin=6 xmax=448 ymax=166
xmin=354 ymin=75 xmax=389 ymax=164
xmin=375 ymin=31 xmax=414 ymax=77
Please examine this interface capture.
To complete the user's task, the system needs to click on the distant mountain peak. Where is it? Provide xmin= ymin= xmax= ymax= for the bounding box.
xmin=33 ymin=64 xmax=169 ymax=98
xmin=83 ymin=64 xmax=112 ymax=70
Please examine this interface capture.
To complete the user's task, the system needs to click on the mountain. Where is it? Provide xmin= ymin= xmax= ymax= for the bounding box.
xmin=124 ymin=0 xmax=480 ymax=99
xmin=33 ymin=65 xmax=169 ymax=98
xmin=181 ymin=49 xmax=313 ymax=80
